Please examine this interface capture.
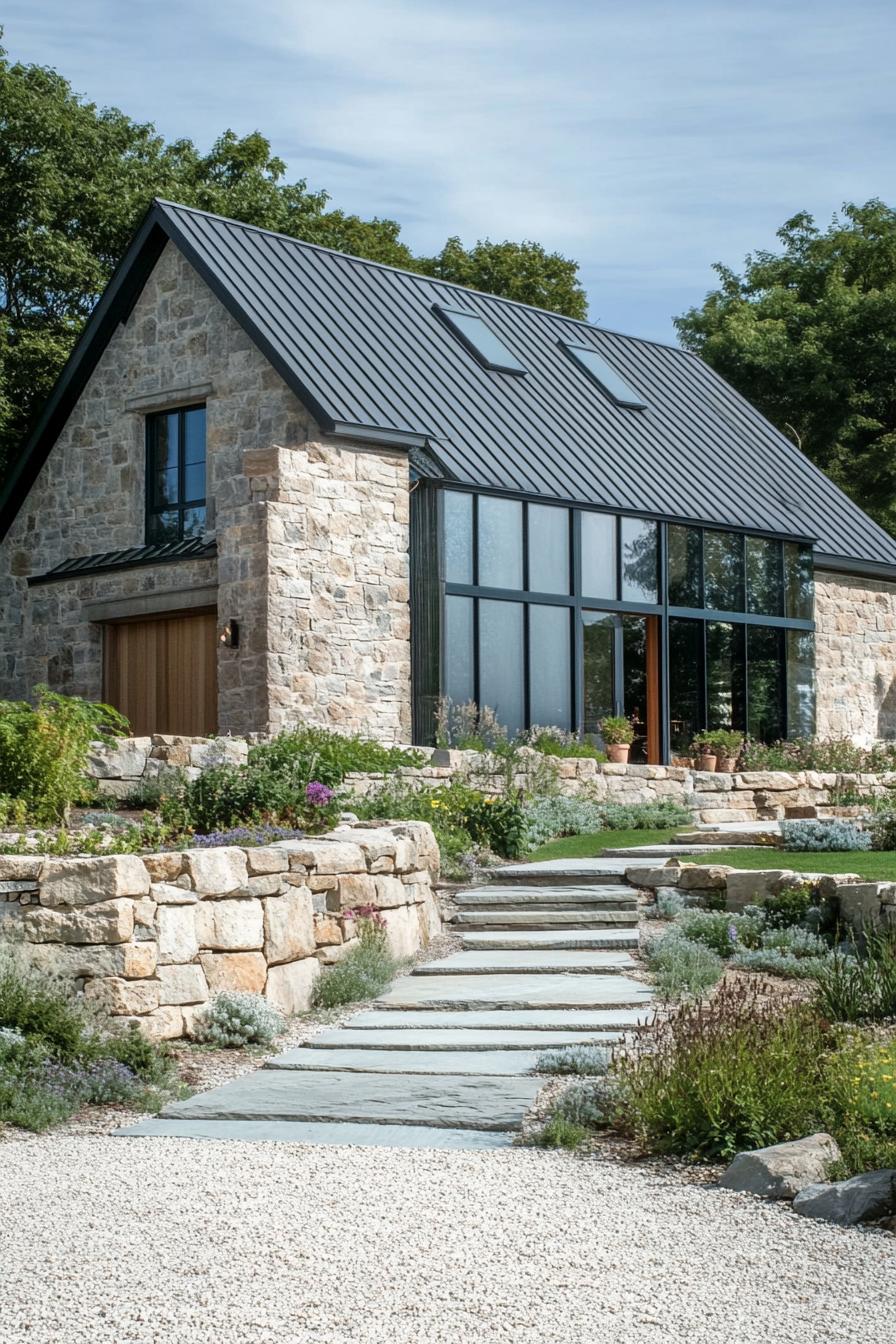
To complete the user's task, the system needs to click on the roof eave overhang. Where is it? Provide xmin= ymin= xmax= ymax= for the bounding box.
xmin=814 ymin=552 xmax=896 ymax=585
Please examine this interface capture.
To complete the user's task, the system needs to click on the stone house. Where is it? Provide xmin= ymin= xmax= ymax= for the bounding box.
xmin=1 ymin=199 xmax=895 ymax=757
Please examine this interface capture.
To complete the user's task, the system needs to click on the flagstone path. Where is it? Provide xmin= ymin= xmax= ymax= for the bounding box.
xmin=118 ymin=859 xmax=651 ymax=1149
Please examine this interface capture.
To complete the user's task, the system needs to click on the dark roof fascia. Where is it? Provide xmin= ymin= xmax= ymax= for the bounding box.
xmin=814 ymin=552 xmax=896 ymax=585
xmin=28 ymin=541 xmax=217 ymax=587
xmin=0 ymin=211 xmax=169 ymax=542
xmin=432 ymin=477 xmax=818 ymax=547
xmin=326 ymin=421 xmax=431 ymax=450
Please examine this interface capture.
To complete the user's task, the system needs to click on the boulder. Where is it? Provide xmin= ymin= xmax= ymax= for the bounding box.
xmin=86 ymin=738 xmax=151 ymax=779
xmin=157 ymin=964 xmax=209 ymax=1006
xmin=84 ymin=976 xmax=160 ymax=1016
xmin=156 ymin=904 xmax=199 ymax=965
xmin=312 ymin=913 xmax=343 ymax=946
xmin=265 ymin=957 xmax=320 ymax=1015
xmin=792 ymin=1170 xmax=896 ymax=1226
xmin=245 ymin=847 xmax=290 ymax=876
xmin=182 ymin=848 xmax=248 ymax=896
xmin=380 ymin=903 xmax=423 ymax=959
xmin=151 ymin=882 xmax=198 ymax=906
xmin=40 ymin=854 xmax=150 ymax=908
xmin=199 ymin=950 xmax=267 ymax=994
xmin=719 ymin=1134 xmax=841 ymax=1199
xmin=20 ymin=941 xmax=156 ymax=980
xmin=142 ymin=852 xmax=186 ymax=884
xmin=677 ymin=865 xmax=732 ymax=891
xmin=22 ymin=898 xmax=135 ymax=945
xmin=263 ymin=888 xmax=316 ymax=964
xmin=625 ymin=866 xmax=683 ymax=889
xmin=725 ymin=870 xmax=794 ymax=911
xmin=194 ymin=897 xmax=264 ymax=952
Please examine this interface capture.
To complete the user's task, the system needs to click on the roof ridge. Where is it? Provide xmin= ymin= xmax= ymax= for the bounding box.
xmin=153 ymin=198 xmax=691 ymax=356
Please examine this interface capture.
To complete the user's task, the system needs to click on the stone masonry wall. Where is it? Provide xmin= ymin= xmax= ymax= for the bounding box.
xmin=0 ymin=822 xmax=441 ymax=1041
xmin=0 ymin=241 xmax=413 ymax=741
xmin=815 ymin=570 xmax=896 ymax=745
xmin=87 ymin=734 xmax=896 ymax=826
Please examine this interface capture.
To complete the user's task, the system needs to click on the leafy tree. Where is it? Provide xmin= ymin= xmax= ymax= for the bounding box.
xmin=0 ymin=42 xmax=586 ymax=481
xmin=675 ymin=200 xmax=896 ymax=535
xmin=419 ymin=236 xmax=587 ymax=320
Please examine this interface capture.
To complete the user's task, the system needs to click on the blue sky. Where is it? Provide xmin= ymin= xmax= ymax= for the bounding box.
xmin=5 ymin=0 xmax=895 ymax=340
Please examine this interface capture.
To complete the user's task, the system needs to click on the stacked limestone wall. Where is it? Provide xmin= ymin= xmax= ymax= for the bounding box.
xmin=87 ymin=734 xmax=896 ymax=826
xmin=0 ymin=823 xmax=440 ymax=1041
xmin=815 ymin=570 xmax=896 ymax=745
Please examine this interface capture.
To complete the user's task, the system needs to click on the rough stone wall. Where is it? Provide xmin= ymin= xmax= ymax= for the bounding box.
xmin=86 ymin=734 xmax=896 ymax=826
xmin=0 ymin=823 xmax=441 ymax=1041
xmin=0 ymin=242 xmax=413 ymax=741
xmin=815 ymin=571 xmax=896 ymax=745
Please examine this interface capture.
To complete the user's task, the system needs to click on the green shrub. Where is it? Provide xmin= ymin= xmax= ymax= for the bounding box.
xmin=536 ymin=1044 xmax=611 ymax=1075
xmin=522 ymin=796 xmax=604 ymax=850
xmin=312 ymin=914 xmax=400 ymax=1009
xmin=355 ymin=779 xmax=526 ymax=860
xmin=730 ymin=948 xmax=834 ymax=979
xmin=524 ymin=728 xmax=605 ymax=761
xmin=194 ymin=992 xmax=285 ymax=1048
xmin=814 ymin=928 xmax=896 ymax=1023
xmin=530 ymin=1114 xmax=589 ymax=1150
xmin=673 ymin=908 xmax=765 ymax=957
xmin=760 ymin=879 xmax=819 ymax=929
xmin=0 ymin=944 xmax=97 ymax=1062
xmin=741 ymin=737 xmax=896 ymax=773
xmin=247 ymin=728 xmax=423 ymax=788
xmin=0 ymin=687 xmax=127 ymax=823
xmin=869 ymin=811 xmax=896 ymax=851
xmin=655 ymin=889 xmax=688 ymax=919
xmin=644 ymin=928 xmax=724 ymax=999
xmin=613 ymin=982 xmax=831 ymax=1159
xmin=553 ymin=1079 xmax=615 ymax=1128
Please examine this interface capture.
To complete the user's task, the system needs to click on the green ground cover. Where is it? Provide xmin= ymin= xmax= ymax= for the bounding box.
xmin=691 ymin=849 xmax=896 ymax=878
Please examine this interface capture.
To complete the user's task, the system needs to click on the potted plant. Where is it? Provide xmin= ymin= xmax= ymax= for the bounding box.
xmin=708 ymin=729 xmax=743 ymax=773
xmin=690 ymin=734 xmax=718 ymax=773
xmin=599 ymin=715 xmax=635 ymax=764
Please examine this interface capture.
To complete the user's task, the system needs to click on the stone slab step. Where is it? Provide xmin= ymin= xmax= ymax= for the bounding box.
xmin=493 ymin=859 xmax=635 ymax=885
xmin=159 ymin=1069 xmax=543 ymax=1132
xmin=461 ymin=928 xmax=638 ymax=951
xmin=265 ymin=1047 xmax=543 ymax=1075
xmin=413 ymin=949 xmax=636 ymax=976
xmin=302 ymin=1027 xmax=628 ymax=1050
xmin=115 ymin=1119 xmax=515 ymax=1150
xmin=601 ymin=845 xmax=732 ymax=858
xmin=676 ymin=830 xmax=779 ymax=847
xmin=346 ymin=1007 xmax=650 ymax=1030
xmin=452 ymin=909 xmax=638 ymax=929
xmin=376 ymin=972 xmax=653 ymax=1011
xmin=454 ymin=886 xmax=636 ymax=909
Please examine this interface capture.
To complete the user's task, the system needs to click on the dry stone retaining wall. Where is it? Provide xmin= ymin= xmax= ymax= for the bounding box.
xmin=88 ymin=734 xmax=896 ymax=825
xmin=0 ymin=822 xmax=441 ymax=1041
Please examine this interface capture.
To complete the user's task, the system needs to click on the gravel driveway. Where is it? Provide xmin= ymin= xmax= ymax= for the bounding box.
xmin=1 ymin=1136 xmax=892 ymax=1344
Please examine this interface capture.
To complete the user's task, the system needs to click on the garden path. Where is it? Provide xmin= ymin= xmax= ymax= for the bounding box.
xmin=117 ymin=860 xmax=651 ymax=1149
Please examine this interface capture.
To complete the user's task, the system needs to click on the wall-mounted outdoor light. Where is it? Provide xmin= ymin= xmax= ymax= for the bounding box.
xmin=219 ymin=619 xmax=239 ymax=649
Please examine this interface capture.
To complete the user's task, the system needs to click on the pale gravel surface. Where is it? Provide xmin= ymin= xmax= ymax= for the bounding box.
xmin=2 ymin=1137 xmax=894 ymax=1344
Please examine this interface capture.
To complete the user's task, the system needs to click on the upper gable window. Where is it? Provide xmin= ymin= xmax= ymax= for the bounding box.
xmin=560 ymin=342 xmax=646 ymax=409
xmin=146 ymin=405 xmax=207 ymax=543
xmin=434 ymin=305 xmax=527 ymax=375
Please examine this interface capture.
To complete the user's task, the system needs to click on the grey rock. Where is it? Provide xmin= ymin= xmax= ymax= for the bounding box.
xmin=792 ymin=1170 xmax=896 ymax=1226
xmin=719 ymin=1133 xmax=841 ymax=1199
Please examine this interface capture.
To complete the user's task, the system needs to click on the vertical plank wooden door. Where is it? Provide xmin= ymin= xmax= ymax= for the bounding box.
xmin=103 ymin=611 xmax=217 ymax=737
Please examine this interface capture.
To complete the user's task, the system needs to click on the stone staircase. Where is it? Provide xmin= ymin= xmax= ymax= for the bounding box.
xmin=118 ymin=860 xmax=651 ymax=1150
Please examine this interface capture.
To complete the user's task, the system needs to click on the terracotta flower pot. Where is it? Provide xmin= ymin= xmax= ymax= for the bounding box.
xmin=606 ymin=743 xmax=631 ymax=764
xmin=697 ymin=753 xmax=718 ymax=772
xmin=718 ymin=755 xmax=738 ymax=773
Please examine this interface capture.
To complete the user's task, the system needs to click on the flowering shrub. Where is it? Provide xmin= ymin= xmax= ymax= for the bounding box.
xmin=312 ymin=912 xmax=399 ymax=1008
xmin=741 ymin=736 xmax=896 ymax=773
xmin=191 ymin=825 xmax=305 ymax=848
xmin=194 ymin=992 xmax=284 ymax=1048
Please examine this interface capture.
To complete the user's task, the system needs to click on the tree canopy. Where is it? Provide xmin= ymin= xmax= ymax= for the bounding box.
xmin=0 ymin=44 xmax=586 ymax=480
xmin=675 ymin=200 xmax=896 ymax=537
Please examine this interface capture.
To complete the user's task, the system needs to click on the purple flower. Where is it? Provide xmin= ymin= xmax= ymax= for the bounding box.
xmin=305 ymin=781 xmax=335 ymax=807
xmin=728 ymin=923 xmax=739 ymax=947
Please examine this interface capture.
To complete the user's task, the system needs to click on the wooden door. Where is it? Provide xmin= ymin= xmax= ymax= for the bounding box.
xmin=103 ymin=610 xmax=217 ymax=736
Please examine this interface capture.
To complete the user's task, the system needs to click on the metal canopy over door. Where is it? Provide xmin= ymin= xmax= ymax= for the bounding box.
xmin=582 ymin=611 xmax=661 ymax=763
xmin=102 ymin=610 xmax=217 ymax=737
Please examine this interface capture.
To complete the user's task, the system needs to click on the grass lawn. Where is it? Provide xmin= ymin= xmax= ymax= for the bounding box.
xmin=528 ymin=829 xmax=680 ymax=861
xmin=691 ymin=848 xmax=896 ymax=878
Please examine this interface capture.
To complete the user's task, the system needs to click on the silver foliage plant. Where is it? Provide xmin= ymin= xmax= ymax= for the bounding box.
xmin=780 ymin=818 xmax=871 ymax=852
xmin=522 ymin=796 xmax=604 ymax=850
xmin=536 ymin=1044 xmax=612 ymax=1076
xmin=194 ymin=991 xmax=284 ymax=1048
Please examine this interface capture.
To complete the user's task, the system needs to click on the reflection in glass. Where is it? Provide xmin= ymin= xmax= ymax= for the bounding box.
xmin=528 ymin=504 xmax=570 ymax=594
xmin=580 ymin=513 xmax=617 ymax=599
xmin=148 ymin=511 xmax=179 ymax=543
xmin=183 ymin=407 xmax=206 ymax=464
xmin=583 ymin=612 xmax=616 ymax=736
xmin=748 ymin=625 xmax=785 ymax=742
xmin=706 ymin=621 xmax=746 ymax=731
xmin=530 ymin=605 xmax=571 ymax=727
xmin=478 ymin=496 xmax=523 ymax=589
xmin=445 ymin=596 xmax=475 ymax=705
xmin=620 ymin=518 xmax=658 ymax=603
xmin=669 ymin=618 xmax=703 ymax=755
xmin=444 ymin=491 xmax=473 ymax=584
xmin=746 ymin=537 xmax=782 ymax=616
xmin=704 ymin=531 xmax=745 ymax=611
xmin=784 ymin=543 xmax=814 ymax=620
xmin=786 ymin=629 xmax=816 ymax=738
xmin=182 ymin=508 xmax=206 ymax=539
xmin=667 ymin=526 xmax=702 ymax=607
xmin=479 ymin=599 xmax=524 ymax=735
xmin=622 ymin=616 xmax=649 ymax=763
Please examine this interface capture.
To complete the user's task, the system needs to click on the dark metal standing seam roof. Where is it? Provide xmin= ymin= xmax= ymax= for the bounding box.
xmin=4 ymin=197 xmax=896 ymax=576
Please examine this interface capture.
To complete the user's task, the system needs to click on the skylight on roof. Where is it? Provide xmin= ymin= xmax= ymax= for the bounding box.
xmin=434 ymin=305 xmax=527 ymax=375
xmin=561 ymin=342 xmax=646 ymax=409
